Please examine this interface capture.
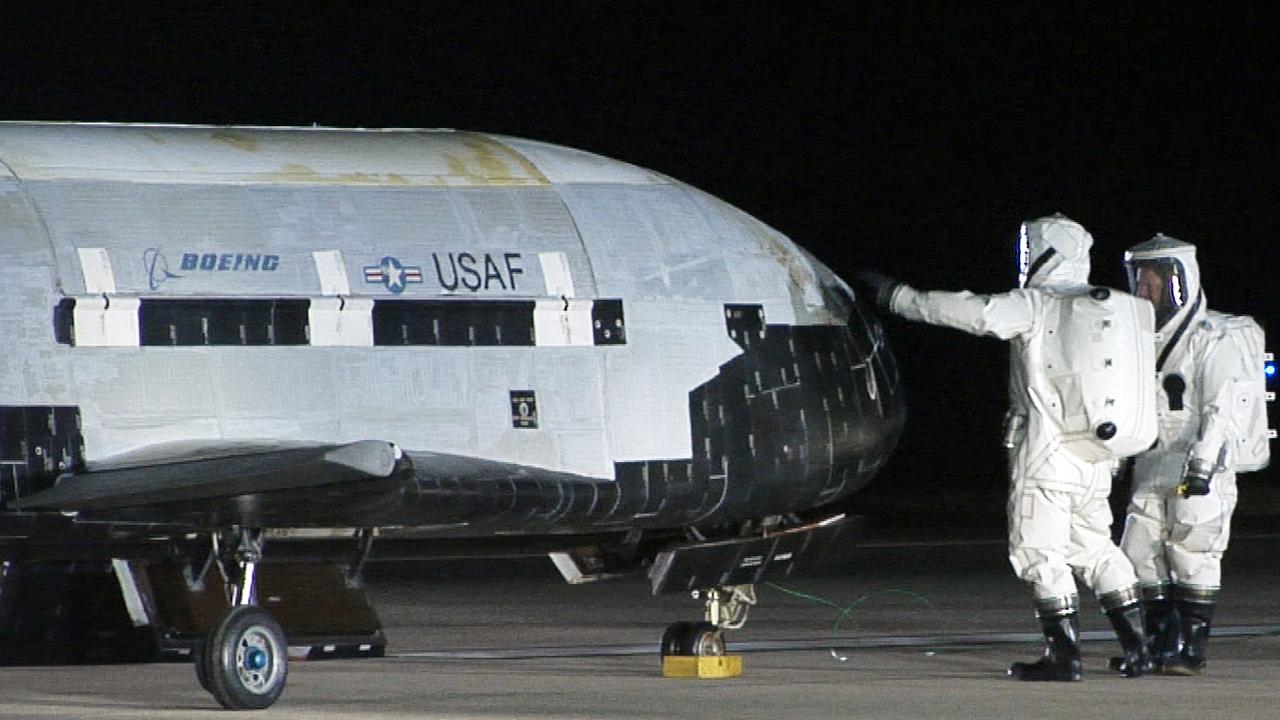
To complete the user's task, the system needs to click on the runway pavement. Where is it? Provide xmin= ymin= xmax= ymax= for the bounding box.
xmin=1 ymin=534 xmax=1278 ymax=719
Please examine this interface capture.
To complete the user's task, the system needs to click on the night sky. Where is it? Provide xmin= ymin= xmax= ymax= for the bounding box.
xmin=2 ymin=4 xmax=1276 ymax=530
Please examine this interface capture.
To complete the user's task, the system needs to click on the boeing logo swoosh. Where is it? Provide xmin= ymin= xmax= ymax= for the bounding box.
xmin=144 ymin=248 xmax=183 ymax=290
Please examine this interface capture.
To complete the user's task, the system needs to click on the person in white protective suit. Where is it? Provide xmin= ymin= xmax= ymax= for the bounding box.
xmin=1118 ymin=235 xmax=1257 ymax=674
xmin=857 ymin=214 xmax=1155 ymax=681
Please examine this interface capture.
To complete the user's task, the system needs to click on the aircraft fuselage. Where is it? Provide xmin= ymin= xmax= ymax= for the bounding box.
xmin=0 ymin=123 xmax=903 ymax=534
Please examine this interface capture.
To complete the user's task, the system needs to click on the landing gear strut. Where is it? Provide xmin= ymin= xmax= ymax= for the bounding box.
xmin=660 ymin=584 xmax=755 ymax=658
xmin=196 ymin=528 xmax=289 ymax=710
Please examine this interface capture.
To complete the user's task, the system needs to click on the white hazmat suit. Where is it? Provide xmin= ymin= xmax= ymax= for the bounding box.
xmin=1119 ymin=234 xmax=1267 ymax=673
xmin=861 ymin=214 xmax=1156 ymax=680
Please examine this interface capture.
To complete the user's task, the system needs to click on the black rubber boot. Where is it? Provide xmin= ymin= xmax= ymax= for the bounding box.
xmin=1009 ymin=613 xmax=1083 ymax=681
xmin=1105 ymin=601 xmax=1153 ymax=677
xmin=1144 ymin=598 xmax=1182 ymax=672
xmin=1164 ymin=599 xmax=1214 ymax=675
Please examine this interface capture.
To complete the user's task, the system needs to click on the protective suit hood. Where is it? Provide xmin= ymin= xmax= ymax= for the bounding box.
xmin=1124 ymin=233 xmax=1204 ymax=336
xmin=1018 ymin=214 xmax=1092 ymax=291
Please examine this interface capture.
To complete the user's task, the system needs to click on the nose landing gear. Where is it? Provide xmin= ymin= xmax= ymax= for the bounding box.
xmin=660 ymin=585 xmax=753 ymax=678
xmin=661 ymin=621 xmax=725 ymax=657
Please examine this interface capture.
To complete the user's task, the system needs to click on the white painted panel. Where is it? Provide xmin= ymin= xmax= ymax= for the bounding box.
xmin=77 ymin=247 xmax=117 ymax=294
xmin=72 ymin=295 xmax=139 ymax=347
xmin=538 ymin=251 xmax=575 ymax=297
xmin=313 ymin=250 xmax=352 ymax=295
xmin=309 ymin=296 xmax=373 ymax=346
xmin=534 ymin=299 xmax=593 ymax=347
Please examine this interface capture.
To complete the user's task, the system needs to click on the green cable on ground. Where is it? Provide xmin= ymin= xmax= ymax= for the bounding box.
xmin=763 ymin=582 xmax=940 ymax=661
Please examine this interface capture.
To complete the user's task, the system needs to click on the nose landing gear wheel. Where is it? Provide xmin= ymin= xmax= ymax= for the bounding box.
xmin=201 ymin=605 xmax=289 ymax=710
xmin=660 ymin=621 xmax=724 ymax=657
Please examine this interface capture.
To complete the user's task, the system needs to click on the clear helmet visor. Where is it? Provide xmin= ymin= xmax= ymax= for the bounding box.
xmin=1126 ymin=257 xmax=1188 ymax=328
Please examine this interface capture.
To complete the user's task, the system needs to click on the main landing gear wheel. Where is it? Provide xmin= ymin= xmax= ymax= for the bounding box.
xmin=194 ymin=640 xmax=211 ymax=693
xmin=661 ymin=621 xmax=725 ymax=657
xmin=201 ymin=605 xmax=289 ymax=710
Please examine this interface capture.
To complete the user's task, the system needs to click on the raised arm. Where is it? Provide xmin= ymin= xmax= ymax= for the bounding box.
xmin=886 ymin=284 xmax=1037 ymax=340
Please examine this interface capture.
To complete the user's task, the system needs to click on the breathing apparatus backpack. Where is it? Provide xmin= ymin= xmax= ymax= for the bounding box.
xmin=1040 ymin=287 xmax=1159 ymax=462
xmin=1208 ymin=313 xmax=1273 ymax=472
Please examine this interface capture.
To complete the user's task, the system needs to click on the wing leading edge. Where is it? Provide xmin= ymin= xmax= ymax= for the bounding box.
xmin=9 ymin=440 xmax=404 ymax=513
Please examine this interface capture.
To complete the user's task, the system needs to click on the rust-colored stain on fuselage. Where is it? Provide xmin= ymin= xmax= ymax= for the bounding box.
xmin=442 ymin=133 xmax=548 ymax=186
xmin=273 ymin=163 xmax=320 ymax=182
xmin=255 ymin=132 xmax=548 ymax=186
xmin=265 ymin=165 xmax=432 ymax=186
xmin=211 ymin=130 xmax=259 ymax=153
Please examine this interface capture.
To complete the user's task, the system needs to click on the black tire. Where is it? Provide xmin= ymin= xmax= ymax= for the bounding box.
xmin=193 ymin=639 xmax=211 ymax=693
xmin=661 ymin=621 xmax=724 ymax=657
xmin=680 ymin=621 xmax=724 ymax=657
xmin=203 ymin=605 xmax=289 ymax=710
xmin=660 ymin=622 xmax=694 ymax=657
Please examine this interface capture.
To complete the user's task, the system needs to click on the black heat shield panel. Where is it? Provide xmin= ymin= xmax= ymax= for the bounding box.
xmin=646 ymin=514 xmax=866 ymax=595
xmin=1 ymin=406 xmax=84 ymax=504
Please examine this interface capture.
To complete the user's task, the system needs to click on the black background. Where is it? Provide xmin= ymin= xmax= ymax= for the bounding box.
xmin=2 ymin=4 xmax=1276 ymax=534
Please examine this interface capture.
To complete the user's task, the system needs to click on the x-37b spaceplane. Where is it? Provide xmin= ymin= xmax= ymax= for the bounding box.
xmin=0 ymin=123 xmax=903 ymax=709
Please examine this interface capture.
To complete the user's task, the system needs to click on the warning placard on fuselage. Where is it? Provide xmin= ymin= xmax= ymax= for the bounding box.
xmin=510 ymin=391 xmax=538 ymax=429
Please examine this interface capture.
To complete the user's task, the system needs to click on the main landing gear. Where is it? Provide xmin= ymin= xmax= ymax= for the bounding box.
xmin=660 ymin=584 xmax=755 ymax=662
xmin=194 ymin=528 xmax=289 ymax=710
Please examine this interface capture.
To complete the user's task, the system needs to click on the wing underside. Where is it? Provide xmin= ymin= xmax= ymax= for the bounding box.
xmin=5 ymin=440 xmax=624 ymax=532
xmin=9 ymin=440 xmax=404 ymax=512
